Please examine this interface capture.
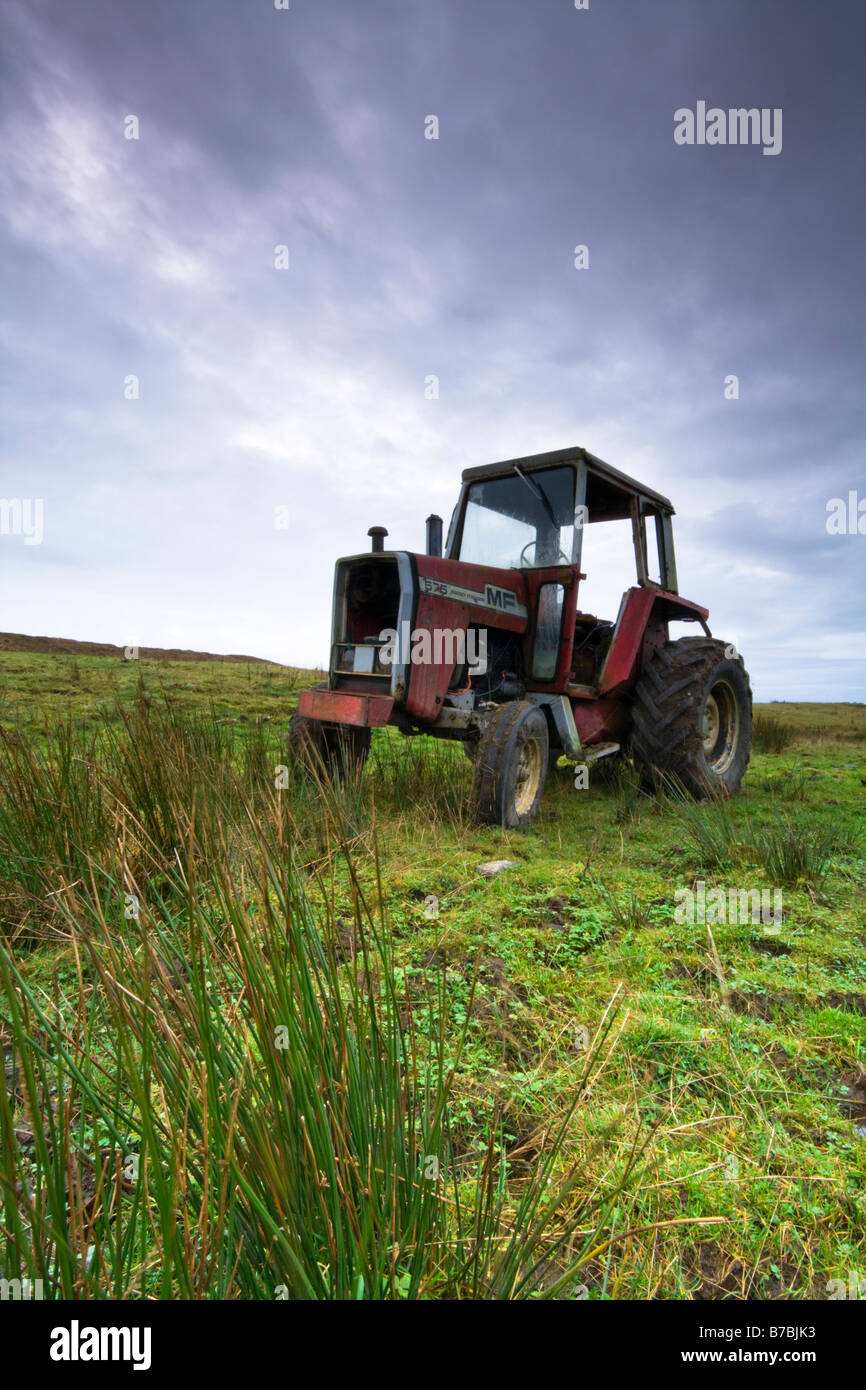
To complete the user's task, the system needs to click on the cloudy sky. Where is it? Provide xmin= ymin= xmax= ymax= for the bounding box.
xmin=1 ymin=0 xmax=863 ymax=698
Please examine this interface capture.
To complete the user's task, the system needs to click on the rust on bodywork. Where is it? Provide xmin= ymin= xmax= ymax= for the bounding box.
xmin=297 ymin=689 xmax=394 ymax=728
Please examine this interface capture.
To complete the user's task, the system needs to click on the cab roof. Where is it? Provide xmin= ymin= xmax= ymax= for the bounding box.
xmin=461 ymin=445 xmax=675 ymax=515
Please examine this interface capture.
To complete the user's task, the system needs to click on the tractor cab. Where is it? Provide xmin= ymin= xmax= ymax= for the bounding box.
xmin=446 ymin=447 xmax=679 ymax=692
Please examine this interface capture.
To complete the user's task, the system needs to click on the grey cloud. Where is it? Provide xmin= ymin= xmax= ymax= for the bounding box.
xmin=1 ymin=0 xmax=863 ymax=697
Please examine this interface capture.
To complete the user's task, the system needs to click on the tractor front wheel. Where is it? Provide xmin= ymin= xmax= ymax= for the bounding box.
xmin=629 ymin=637 xmax=752 ymax=797
xmin=471 ymin=701 xmax=549 ymax=827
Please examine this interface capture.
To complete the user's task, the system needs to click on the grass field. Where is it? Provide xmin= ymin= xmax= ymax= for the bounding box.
xmin=1 ymin=648 xmax=864 ymax=1299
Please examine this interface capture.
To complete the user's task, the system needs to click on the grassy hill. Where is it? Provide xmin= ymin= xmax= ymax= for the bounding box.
xmin=1 ymin=647 xmax=864 ymax=1299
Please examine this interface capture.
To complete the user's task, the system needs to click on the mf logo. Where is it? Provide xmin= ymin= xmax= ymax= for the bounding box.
xmin=483 ymin=584 xmax=517 ymax=611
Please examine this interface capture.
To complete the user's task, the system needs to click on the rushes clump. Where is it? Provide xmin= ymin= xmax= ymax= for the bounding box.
xmin=748 ymin=816 xmax=861 ymax=885
xmin=367 ymin=735 xmax=471 ymax=831
xmin=666 ymin=784 xmax=743 ymax=870
xmin=594 ymin=876 xmax=654 ymax=932
xmin=0 ymin=698 xmax=640 ymax=1300
xmin=752 ymin=715 xmax=795 ymax=753
xmin=667 ymin=781 xmax=860 ymax=886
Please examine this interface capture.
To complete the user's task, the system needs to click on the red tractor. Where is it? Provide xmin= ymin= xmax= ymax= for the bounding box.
xmin=292 ymin=446 xmax=752 ymax=827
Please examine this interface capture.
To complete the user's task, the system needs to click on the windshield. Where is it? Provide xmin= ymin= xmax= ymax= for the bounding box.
xmin=456 ymin=465 xmax=577 ymax=569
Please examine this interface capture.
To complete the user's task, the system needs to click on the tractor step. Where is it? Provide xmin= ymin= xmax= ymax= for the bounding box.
xmin=582 ymin=741 xmax=621 ymax=764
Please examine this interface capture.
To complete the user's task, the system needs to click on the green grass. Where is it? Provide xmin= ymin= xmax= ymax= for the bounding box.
xmin=0 ymin=649 xmax=319 ymax=742
xmin=2 ymin=652 xmax=865 ymax=1300
xmin=759 ymin=701 xmax=866 ymax=743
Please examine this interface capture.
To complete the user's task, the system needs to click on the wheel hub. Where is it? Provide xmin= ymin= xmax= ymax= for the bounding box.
xmin=701 ymin=679 xmax=740 ymax=775
xmin=514 ymin=737 xmax=543 ymax=816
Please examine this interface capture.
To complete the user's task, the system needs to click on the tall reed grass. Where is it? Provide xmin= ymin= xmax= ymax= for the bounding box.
xmin=666 ymin=780 xmax=860 ymax=884
xmin=752 ymin=715 xmax=796 ymax=753
xmin=1 ymin=699 xmax=643 ymax=1299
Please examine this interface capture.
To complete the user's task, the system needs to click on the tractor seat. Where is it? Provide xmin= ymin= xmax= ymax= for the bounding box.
xmin=571 ymin=616 xmax=614 ymax=683
xmin=574 ymin=614 xmax=614 ymax=641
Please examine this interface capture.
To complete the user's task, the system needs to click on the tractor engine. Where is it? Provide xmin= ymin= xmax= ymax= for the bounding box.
xmin=326 ymin=547 xmax=527 ymax=729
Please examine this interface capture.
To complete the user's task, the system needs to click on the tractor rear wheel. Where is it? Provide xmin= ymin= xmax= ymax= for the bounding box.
xmin=471 ymin=700 xmax=549 ymax=827
xmin=629 ymin=638 xmax=751 ymax=797
xmin=289 ymin=683 xmax=371 ymax=779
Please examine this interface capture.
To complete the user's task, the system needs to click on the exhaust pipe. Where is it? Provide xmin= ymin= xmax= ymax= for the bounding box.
xmin=425 ymin=514 xmax=443 ymax=557
xmin=367 ymin=525 xmax=388 ymax=553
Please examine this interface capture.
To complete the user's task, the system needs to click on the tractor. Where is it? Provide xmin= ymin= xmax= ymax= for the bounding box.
xmin=291 ymin=446 xmax=752 ymax=827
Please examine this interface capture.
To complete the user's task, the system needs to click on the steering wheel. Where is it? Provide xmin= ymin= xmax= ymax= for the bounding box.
xmin=519 ymin=540 xmax=571 ymax=568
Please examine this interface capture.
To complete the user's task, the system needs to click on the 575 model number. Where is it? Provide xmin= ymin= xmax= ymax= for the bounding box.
xmin=419 ymin=575 xmax=527 ymax=618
